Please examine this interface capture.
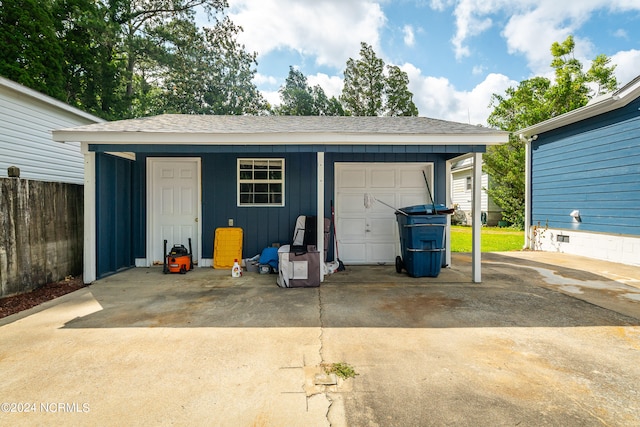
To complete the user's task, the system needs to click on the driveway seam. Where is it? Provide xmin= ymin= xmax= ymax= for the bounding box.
xmin=318 ymin=286 xmax=334 ymax=425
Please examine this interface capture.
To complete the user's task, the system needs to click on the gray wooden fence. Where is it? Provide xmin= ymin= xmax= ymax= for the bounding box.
xmin=0 ymin=178 xmax=83 ymax=297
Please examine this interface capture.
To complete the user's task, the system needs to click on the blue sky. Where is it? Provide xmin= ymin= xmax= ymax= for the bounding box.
xmin=211 ymin=1 xmax=640 ymax=124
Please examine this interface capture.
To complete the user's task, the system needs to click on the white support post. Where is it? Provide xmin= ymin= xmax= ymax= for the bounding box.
xmin=523 ymin=138 xmax=532 ymax=250
xmin=83 ymin=145 xmax=97 ymax=284
xmin=472 ymin=152 xmax=482 ymax=283
xmin=444 ymin=160 xmax=452 ymax=267
xmin=317 ymin=152 xmax=325 ymax=282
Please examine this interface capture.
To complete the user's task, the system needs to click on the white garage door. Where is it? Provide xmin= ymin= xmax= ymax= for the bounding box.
xmin=335 ymin=163 xmax=433 ymax=264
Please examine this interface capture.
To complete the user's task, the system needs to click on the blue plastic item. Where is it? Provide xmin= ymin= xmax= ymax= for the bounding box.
xmin=259 ymin=247 xmax=279 ymax=270
xmin=395 ymin=205 xmax=447 ymax=277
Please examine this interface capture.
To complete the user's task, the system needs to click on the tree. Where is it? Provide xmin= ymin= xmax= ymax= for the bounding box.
xmin=0 ymin=0 xmax=65 ymax=99
xmin=52 ymin=0 xmax=123 ymax=116
xmin=154 ymin=16 xmax=267 ymax=115
xmin=0 ymin=0 xmax=268 ymax=119
xmin=485 ymin=35 xmax=618 ymax=229
xmin=341 ymin=42 xmax=418 ymax=116
xmin=276 ymin=66 xmax=344 ymax=116
xmin=277 ymin=67 xmax=316 ymax=115
xmin=341 ymin=42 xmax=385 ymax=116
xmin=385 ymin=65 xmax=418 ymax=116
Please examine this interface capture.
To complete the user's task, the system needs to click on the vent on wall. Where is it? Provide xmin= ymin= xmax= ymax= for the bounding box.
xmin=557 ymin=235 xmax=570 ymax=243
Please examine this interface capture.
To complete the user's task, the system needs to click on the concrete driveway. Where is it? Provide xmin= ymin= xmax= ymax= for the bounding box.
xmin=1 ymin=252 xmax=639 ymax=426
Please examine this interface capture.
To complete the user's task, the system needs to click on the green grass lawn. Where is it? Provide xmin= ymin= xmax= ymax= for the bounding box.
xmin=450 ymin=225 xmax=524 ymax=252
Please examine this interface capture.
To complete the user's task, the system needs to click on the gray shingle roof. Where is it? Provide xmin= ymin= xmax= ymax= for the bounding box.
xmin=58 ymin=114 xmax=503 ymax=135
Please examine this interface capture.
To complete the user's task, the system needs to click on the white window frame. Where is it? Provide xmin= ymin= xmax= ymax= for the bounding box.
xmin=237 ymin=158 xmax=285 ymax=207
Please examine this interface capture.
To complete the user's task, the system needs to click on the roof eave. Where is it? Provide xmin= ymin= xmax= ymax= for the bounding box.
xmin=52 ymin=130 xmax=509 ymax=146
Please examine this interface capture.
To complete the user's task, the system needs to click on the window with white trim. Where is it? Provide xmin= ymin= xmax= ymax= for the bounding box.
xmin=238 ymin=159 xmax=285 ymax=206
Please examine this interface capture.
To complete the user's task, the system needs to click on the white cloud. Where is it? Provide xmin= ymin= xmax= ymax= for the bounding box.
xmin=253 ymin=73 xmax=278 ymax=86
xmin=261 ymin=90 xmax=281 ymax=108
xmin=403 ymin=25 xmax=416 ymax=47
xmin=501 ymin=3 xmax=597 ymax=76
xmin=401 ymin=63 xmax=515 ymax=125
xmin=307 ymin=73 xmax=344 ymax=99
xmin=449 ymin=0 xmax=640 ymax=74
xmin=613 ymin=28 xmax=628 ymax=39
xmin=451 ymin=0 xmax=502 ymax=59
xmin=227 ymin=0 xmax=386 ymax=69
xmin=610 ymin=49 xmax=640 ymax=86
xmin=224 ymin=0 xmax=639 ymax=122
xmin=472 ymin=65 xmax=486 ymax=75
xmin=429 ymin=0 xmax=453 ymax=12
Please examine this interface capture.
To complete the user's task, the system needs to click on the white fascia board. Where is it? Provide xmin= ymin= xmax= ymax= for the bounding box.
xmin=52 ymin=131 xmax=508 ymax=146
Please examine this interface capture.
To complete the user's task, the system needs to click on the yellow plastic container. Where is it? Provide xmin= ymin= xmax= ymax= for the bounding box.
xmin=213 ymin=227 xmax=243 ymax=269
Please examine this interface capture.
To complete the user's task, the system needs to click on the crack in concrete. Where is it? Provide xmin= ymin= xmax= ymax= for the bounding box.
xmin=317 ymin=286 xmax=334 ymax=426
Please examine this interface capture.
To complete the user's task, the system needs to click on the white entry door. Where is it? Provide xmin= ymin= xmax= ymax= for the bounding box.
xmin=148 ymin=158 xmax=200 ymax=265
xmin=335 ymin=163 xmax=433 ymax=264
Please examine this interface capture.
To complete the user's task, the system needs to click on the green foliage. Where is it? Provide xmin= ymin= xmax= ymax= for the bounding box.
xmin=450 ymin=226 xmax=524 ymax=252
xmin=323 ymin=362 xmax=359 ymax=380
xmin=341 ymin=42 xmax=418 ymax=116
xmin=483 ymin=136 xmax=526 ymax=228
xmin=0 ymin=0 xmax=65 ymax=99
xmin=153 ymin=16 xmax=267 ymax=116
xmin=385 ymin=65 xmax=419 ymax=116
xmin=485 ymin=35 xmax=618 ymax=230
xmin=0 ymin=0 xmax=266 ymax=119
xmin=342 ymin=42 xmax=385 ymax=116
xmin=276 ymin=66 xmax=343 ymax=116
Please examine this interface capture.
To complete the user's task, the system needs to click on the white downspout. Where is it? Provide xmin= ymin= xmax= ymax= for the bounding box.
xmin=317 ymin=152 xmax=325 ymax=282
xmin=472 ymin=152 xmax=482 ymax=283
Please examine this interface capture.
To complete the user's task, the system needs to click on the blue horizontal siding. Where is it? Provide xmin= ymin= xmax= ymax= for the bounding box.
xmin=531 ymin=98 xmax=640 ymax=236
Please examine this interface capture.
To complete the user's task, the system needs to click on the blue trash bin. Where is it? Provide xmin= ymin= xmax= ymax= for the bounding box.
xmin=395 ymin=205 xmax=447 ymax=277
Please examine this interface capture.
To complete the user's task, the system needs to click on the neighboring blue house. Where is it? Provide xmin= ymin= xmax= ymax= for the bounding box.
xmin=53 ymin=115 xmax=508 ymax=283
xmin=518 ymin=75 xmax=640 ymax=266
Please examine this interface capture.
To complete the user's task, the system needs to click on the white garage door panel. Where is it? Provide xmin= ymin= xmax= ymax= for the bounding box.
xmin=338 ymin=192 xmax=366 ymax=213
xmin=341 ymin=243 xmax=366 ymax=262
xmin=370 ymin=169 xmax=396 ymax=187
xmin=399 ymin=193 xmax=426 ymax=208
xmin=368 ymin=243 xmax=397 ymax=262
xmin=368 ymin=218 xmax=395 ymax=239
xmin=400 ymin=169 xmax=425 ymax=187
xmin=341 ymin=218 xmax=366 ymax=240
xmin=339 ymin=169 xmax=366 ymax=188
xmin=335 ymin=163 xmax=433 ymax=264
